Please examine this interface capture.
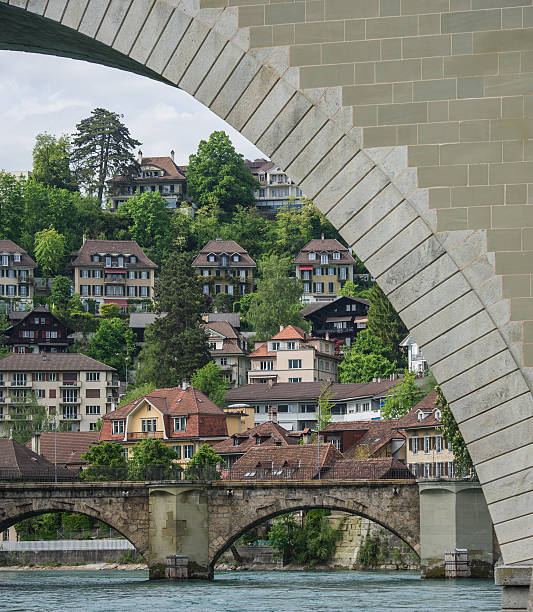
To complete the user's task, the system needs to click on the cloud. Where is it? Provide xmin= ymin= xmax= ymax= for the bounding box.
xmin=0 ymin=51 xmax=265 ymax=171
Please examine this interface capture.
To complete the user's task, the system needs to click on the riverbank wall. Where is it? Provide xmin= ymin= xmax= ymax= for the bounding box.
xmin=0 ymin=540 xmax=142 ymax=566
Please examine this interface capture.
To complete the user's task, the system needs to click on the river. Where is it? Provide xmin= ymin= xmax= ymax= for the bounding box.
xmin=0 ymin=569 xmax=501 ymax=611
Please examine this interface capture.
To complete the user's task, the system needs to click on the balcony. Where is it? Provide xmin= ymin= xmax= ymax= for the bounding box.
xmin=127 ymin=431 xmax=165 ymax=440
xmin=60 ymin=382 xmax=80 ymax=388
xmin=60 ymin=412 xmax=81 ymax=421
xmin=104 ymin=278 xmax=126 ymax=285
xmin=107 ymin=380 xmax=119 ymax=387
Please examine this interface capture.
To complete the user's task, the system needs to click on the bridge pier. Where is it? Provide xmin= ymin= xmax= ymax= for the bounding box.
xmin=495 ymin=565 xmax=533 ymax=612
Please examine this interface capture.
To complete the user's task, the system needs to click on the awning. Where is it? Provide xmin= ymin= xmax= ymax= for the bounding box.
xmin=299 ymin=265 xmax=314 ymax=271
xmin=326 ymin=316 xmax=352 ymax=322
xmin=104 ymin=299 xmax=127 ymax=307
xmin=104 ymin=268 xmax=126 ymax=274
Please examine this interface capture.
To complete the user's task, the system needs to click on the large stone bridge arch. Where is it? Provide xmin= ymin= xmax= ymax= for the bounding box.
xmin=207 ymin=481 xmax=420 ymax=572
xmin=0 ymin=482 xmax=150 ymax=555
xmin=1 ymin=0 xmax=533 ymax=567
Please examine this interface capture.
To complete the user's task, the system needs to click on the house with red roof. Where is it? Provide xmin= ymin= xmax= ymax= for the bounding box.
xmin=294 ymin=238 xmax=356 ymax=304
xmin=248 ymin=324 xmax=339 ymax=385
xmin=192 ymin=238 xmax=256 ymax=298
xmin=107 ymin=151 xmax=187 ymax=211
xmin=99 ymin=384 xmax=229 ymax=466
xmin=26 ymin=431 xmax=99 ymax=468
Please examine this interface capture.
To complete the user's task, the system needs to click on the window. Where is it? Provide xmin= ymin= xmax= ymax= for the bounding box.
xmin=80 ymin=269 xmax=89 ymax=278
xmin=288 ymin=377 xmax=302 ymax=383
xmin=49 ymin=372 xmax=57 ymax=382
xmin=424 ymin=436 xmax=431 ymax=454
xmin=288 ymin=359 xmax=302 ymax=369
xmin=113 ymin=420 xmax=124 ymax=434
xmin=260 ymin=361 xmax=274 ymax=371
xmin=174 ymin=416 xmax=187 ymax=431
xmin=22 ymin=330 xmax=34 ymax=339
xmin=328 ymin=282 xmax=334 ymax=293
xmin=278 ymin=405 xmax=290 ymax=413
xmin=93 ymin=285 xmax=102 ymax=296
xmin=13 ymin=373 xmax=26 ymax=386
xmin=117 ymin=257 xmax=124 ymax=267
xmin=320 ymin=254 xmax=328 ymax=264
xmin=423 ymin=463 xmax=431 ymax=478
xmin=327 ymin=267 xmax=335 ymax=276
xmin=202 ymin=269 xmax=209 ymax=277
xmin=127 ymin=286 xmax=136 ymax=297
xmin=92 ymin=255 xmax=100 ymax=263
xmin=207 ymin=254 xmax=216 ymax=262
xmin=105 ymin=256 xmax=111 ymax=267
xmin=435 ymin=462 xmax=444 ymax=478
xmin=333 ymin=252 xmax=340 ymax=260
xmin=80 ymin=285 xmax=89 ymax=296
xmin=34 ymin=372 xmax=44 ymax=382
xmin=448 ymin=461 xmax=455 ymax=478
xmin=141 ymin=419 xmax=157 ymax=432
xmin=63 ymin=389 xmax=78 ymax=403
xmin=303 ymin=282 xmax=310 ymax=293
xmin=314 ymin=282 xmax=324 ymax=293
xmin=362 ymin=402 xmax=370 ymax=412
xmin=13 ymin=253 xmax=21 ymax=262
xmin=308 ymin=251 xmax=316 ymax=260
xmin=62 ymin=406 xmax=78 ymax=420
xmin=139 ymin=286 xmax=149 ymax=297
xmin=173 ymin=446 xmax=182 ymax=459
xmin=203 ymin=284 xmax=210 ymax=295
xmin=86 ymin=405 xmax=100 ymax=415
xmin=139 ymin=271 xmax=148 ymax=280
xmin=35 ymin=389 xmax=45 ymax=399
xmin=128 ymin=270 xmax=136 ymax=279
xmin=6 ymin=286 xmax=15 ymax=296
xmin=232 ymin=254 xmax=240 ymax=262
xmin=1 ymin=255 xmax=7 ymax=266
xmin=412 ymin=437 xmax=419 ymax=455
xmin=129 ymin=255 xmax=137 ymax=264
xmin=183 ymin=445 xmax=194 ymax=459
xmin=89 ymin=422 xmax=98 ymax=431
xmin=339 ymin=267 xmax=348 ymax=280
xmin=435 ymin=435 xmax=442 ymax=454
xmin=226 ymin=284 xmax=234 ymax=295
xmin=19 ymin=286 xmax=27 ymax=297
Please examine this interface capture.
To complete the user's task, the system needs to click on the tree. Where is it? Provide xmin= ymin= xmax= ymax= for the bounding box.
xmin=191 ymin=362 xmax=227 ymax=407
xmin=32 ymin=133 xmax=75 ymax=190
xmin=85 ymin=317 xmax=135 ymax=378
xmin=129 ymin=438 xmax=179 ymax=480
xmin=435 ymin=385 xmax=475 ymax=478
xmin=81 ymin=441 xmax=128 ymax=481
xmin=136 ymin=253 xmax=211 ymax=387
xmin=211 ymin=293 xmax=234 ymax=313
xmin=184 ymin=443 xmax=223 ymax=480
xmin=338 ymin=330 xmax=397 ymax=383
xmin=9 ymin=394 xmax=53 ymax=444
xmin=71 ymin=108 xmax=141 ymax=200
xmin=366 ymin=284 xmax=408 ymax=365
xmin=118 ymin=382 xmax=156 ymax=409
xmin=246 ymin=255 xmax=309 ymax=340
xmin=186 ymin=131 xmax=258 ymax=217
xmin=50 ymin=276 xmax=72 ymax=313
xmin=317 ymin=384 xmax=334 ymax=432
xmin=99 ymin=302 xmax=121 ymax=318
xmin=381 ymin=370 xmax=423 ymax=420
xmin=34 ymin=226 xmax=66 ymax=279
xmin=118 ymin=191 xmax=170 ymax=266
xmin=0 ymin=171 xmax=25 ymax=242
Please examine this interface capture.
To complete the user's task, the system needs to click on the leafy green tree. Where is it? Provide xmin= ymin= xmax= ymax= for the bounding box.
xmin=32 ymin=133 xmax=75 ymax=190
xmin=85 ymin=317 xmax=135 ymax=377
xmin=191 ymin=362 xmax=227 ymax=407
xmin=15 ymin=513 xmax=62 ymax=541
xmin=381 ymin=370 xmax=423 ymax=420
xmin=71 ymin=108 xmax=141 ymax=200
xmin=317 ymin=385 xmax=334 ymax=432
xmin=247 ymin=255 xmax=309 ymax=340
xmin=81 ymin=441 xmax=128 ymax=481
xmin=338 ymin=330 xmax=397 ymax=383
xmin=220 ymin=205 xmax=275 ymax=260
xmin=267 ymin=514 xmax=299 ymax=564
xmin=435 ymin=385 xmax=475 ymax=478
xmin=50 ymin=276 xmax=72 ymax=313
xmin=0 ymin=171 xmax=25 ymax=241
xmin=184 ymin=443 xmax=223 ymax=480
xmin=118 ymin=382 xmax=156 ymax=408
xmin=34 ymin=226 xmax=67 ymax=279
xmin=129 ymin=438 xmax=179 ymax=480
xmin=136 ymin=253 xmax=211 ymax=387
xmin=211 ymin=293 xmax=234 ymax=313
xmin=99 ymin=302 xmax=121 ymax=318
xmin=118 ymin=191 xmax=170 ymax=266
xmin=9 ymin=394 xmax=53 ymax=444
xmin=367 ymin=284 xmax=408 ymax=365
xmin=187 ymin=131 xmax=258 ymax=217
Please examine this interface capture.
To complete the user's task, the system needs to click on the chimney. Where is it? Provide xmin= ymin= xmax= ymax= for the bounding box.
xmin=170 ymin=149 xmax=175 ymax=162
xmin=31 ymin=433 xmax=41 ymax=455
xmin=279 ymin=325 xmax=284 ymax=332
xmin=182 ymin=380 xmax=190 ymax=391
xmin=321 ymin=233 xmax=324 ymax=240
xmin=325 ymin=332 xmax=330 ymax=341
xmin=137 ymin=149 xmax=143 ymax=164
xmin=82 ymin=234 xmax=86 ymax=245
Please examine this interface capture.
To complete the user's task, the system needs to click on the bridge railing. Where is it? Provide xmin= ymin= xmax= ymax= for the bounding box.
xmin=222 ymin=464 xmax=416 ymax=481
xmin=0 ymin=465 xmax=182 ymax=483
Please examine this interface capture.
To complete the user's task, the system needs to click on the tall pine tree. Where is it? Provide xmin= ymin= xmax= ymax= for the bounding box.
xmin=366 ymin=284 xmax=408 ymax=365
xmin=136 ymin=253 xmax=211 ymax=388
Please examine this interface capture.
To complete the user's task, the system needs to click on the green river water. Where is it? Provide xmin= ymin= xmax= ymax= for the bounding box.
xmin=0 ymin=569 xmax=501 ymax=611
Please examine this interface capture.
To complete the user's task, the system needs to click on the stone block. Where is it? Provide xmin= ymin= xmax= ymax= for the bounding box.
xmin=451 ymin=185 xmax=504 ymax=206
xmin=403 ymin=34 xmax=451 ymax=58
xmin=61 ymin=0 xmax=89 ymax=29
xmin=474 ymin=28 xmax=533 ymax=53
xmin=289 ymin=44 xmax=321 ymax=66
xmin=460 ymin=119 xmax=490 ymax=141
xmin=419 ymin=165 xmax=468 ymax=187
xmin=418 ymin=122 xmax=460 ymax=144
xmin=477 ymin=441 xmax=533 ymax=488
xmin=146 ymin=8 xmax=192 ymax=75
xmin=179 ymin=29 xmax=228 ymax=96
xmin=378 ymin=102 xmax=428 ymax=125
xmin=44 ymin=0 xmax=68 ymax=21
xmin=163 ymin=19 xmax=210 ymax=86
xmin=375 ymin=58 xmax=421 ymax=82
xmin=449 ymin=98 xmax=501 ymax=121
xmin=366 ymin=15 xmax=419 ymax=39
xmin=295 ymin=20 xmax=344 ymax=44
xmin=129 ymin=0 xmax=176 ymax=64
xmin=194 ymin=43 xmax=244 ymax=107
xmin=265 ymin=2 xmax=305 ymax=25
xmin=442 ymin=9 xmax=501 ymax=33
xmin=96 ymin=0 xmax=135 ymax=47
xmin=444 ymin=53 xmax=498 ymax=77
xmin=413 ymin=79 xmax=457 ymax=102
xmin=300 ymin=64 xmax=355 ymax=89
xmin=324 ymin=0 xmax=380 ymax=19
xmin=493 ymin=205 xmax=533 ymax=228
xmin=343 ymin=83 xmax=392 ymax=106
xmin=77 ymin=0 xmax=108 ymax=37
xmin=496 ymin=252 xmax=533 ymax=275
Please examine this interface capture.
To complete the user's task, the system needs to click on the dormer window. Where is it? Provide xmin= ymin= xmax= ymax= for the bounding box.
xmin=417 ymin=411 xmax=423 ymax=421
xmin=1 ymin=255 xmax=8 ymax=267
xmin=232 ymin=254 xmax=240 ymax=262
xmin=117 ymin=256 xmax=124 ymax=267
xmin=105 ymin=256 xmax=111 ymax=267
xmin=13 ymin=253 xmax=21 ymax=262
xmin=434 ymin=409 xmax=441 ymax=421
xmin=308 ymin=252 xmax=316 ymax=261
xmin=92 ymin=255 xmax=100 ymax=263
xmin=129 ymin=255 xmax=137 ymax=264
xmin=207 ymin=254 xmax=216 ymax=262
xmin=221 ymin=255 xmax=229 ymax=267
xmin=333 ymin=252 xmax=340 ymax=260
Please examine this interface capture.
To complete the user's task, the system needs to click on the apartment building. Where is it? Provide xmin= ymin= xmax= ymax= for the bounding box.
xmin=226 ymin=380 xmax=398 ymax=431
xmin=397 ymin=391 xmax=455 ymax=479
xmin=294 ymin=238 xmax=356 ymax=304
xmin=99 ymin=384 xmax=228 ymax=467
xmin=245 ymin=159 xmax=305 ymax=213
xmin=0 ymin=240 xmax=36 ymax=309
xmin=107 ymin=151 xmax=187 ymax=211
xmin=0 ymin=353 xmax=118 ymax=434
xmin=202 ymin=320 xmax=249 ymax=388
xmin=192 ymin=238 xmax=256 ymax=298
xmin=70 ymin=239 xmax=156 ymax=311
xmin=248 ymin=325 xmax=338 ymax=385
xmin=4 ymin=305 xmax=73 ymax=353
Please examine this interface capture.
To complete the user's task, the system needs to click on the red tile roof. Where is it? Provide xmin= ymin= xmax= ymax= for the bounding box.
xmin=396 ymin=391 xmax=441 ymax=430
xmin=0 ymin=240 xmax=36 ymax=268
xmin=0 ymin=438 xmax=74 ymax=478
xmin=192 ymin=239 xmax=256 ymax=268
xmin=71 ymin=240 xmax=157 ymax=268
xmin=294 ymin=239 xmax=356 ymax=265
xmin=324 ymin=420 xmax=405 ymax=457
xmin=270 ymin=325 xmax=308 ymax=341
xmin=202 ymin=321 xmax=239 ymax=340
xmin=334 ymin=458 xmax=414 ymax=479
xmin=108 ymin=156 xmax=186 ymax=183
xmin=25 ymin=432 xmax=99 ymax=466
xmin=99 ymin=386 xmax=228 ymax=442
xmin=212 ymin=422 xmax=298 ymax=455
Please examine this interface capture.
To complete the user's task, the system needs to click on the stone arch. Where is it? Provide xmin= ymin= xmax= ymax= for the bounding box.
xmin=0 ymin=501 xmax=147 ymax=555
xmin=2 ymin=0 xmax=533 ymax=565
xmin=209 ymin=502 xmax=419 ymax=573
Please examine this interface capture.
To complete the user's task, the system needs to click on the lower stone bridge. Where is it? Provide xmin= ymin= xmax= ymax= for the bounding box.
xmin=0 ymin=479 xmax=418 ymax=578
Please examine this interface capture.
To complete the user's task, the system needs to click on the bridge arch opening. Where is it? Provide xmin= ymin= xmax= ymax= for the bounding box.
xmin=209 ymin=503 xmax=419 ymax=575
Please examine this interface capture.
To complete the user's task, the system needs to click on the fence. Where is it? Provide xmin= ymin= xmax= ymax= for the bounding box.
xmin=0 ymin=540 xmax=134 ymax=551
xmin=0 ymin=465 xmax=182 ymax=483
xmin=222 ymin=464 xmax=416 ymax=481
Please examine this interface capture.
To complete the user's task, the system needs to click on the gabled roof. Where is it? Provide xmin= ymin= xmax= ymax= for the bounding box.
xmin=202 ymin=312 xmax=241 ymax=328
xmin=231 ymin=443 xmax=343 ymax=472
xmin=294 ymin=238 xmax=356 ymax=265
xmin=26 ymin=432 xmax=99 ymax=466
xmin=270 ymin=325 xmax=308 ymax=341
xmin=0 ymin=438 xmax=72 ymax=478
xmin=226 ymin=380 xmax=399 ymax=403
xmin=301 ymin=296 xmax=370 ymax=317
xmin=71 ymin=240 xmax=157 ymax=268
xmin=0 ymin=240 xmax=36 ymax=267
xmin=334 ymin=458 xmax=414 ymax=480
xmin=325 ymin=420 xmax=405 ymax=457
xmin=108 ymin=156 xmax=186 ymax=183
xmin=209 ymin=339 xmax=246 ymax=356
xmin=202 ymin=321 xmax=238 ymax=340
xmin=212 ymin=422 xmax=298 ymax=455
xmin=396 ymin=391 xmax=441 ymax=430
xmin=192 ymin=238 xmax=256 ymax=268
xmin=0 ymin=353 xmax=115 ymax=372
xmin=5 ymin=306 xmax=74 ymax=340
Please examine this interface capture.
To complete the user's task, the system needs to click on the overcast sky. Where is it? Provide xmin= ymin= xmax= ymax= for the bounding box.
xmin=0 ymin=50 xmax=265 ymax=172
